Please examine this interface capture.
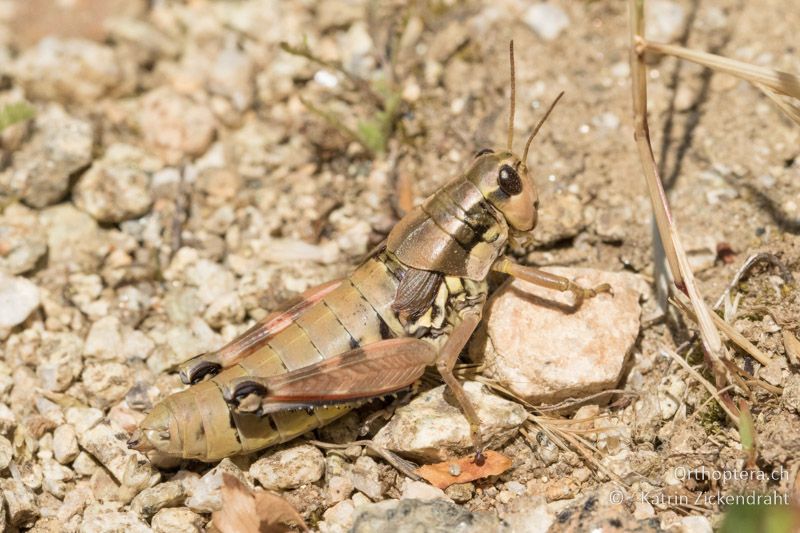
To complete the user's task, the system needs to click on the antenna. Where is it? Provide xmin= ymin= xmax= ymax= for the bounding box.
xmin=522 ymin=91 xmax=564 ymax=165
xmin=507 ymin=41 xmax=516 ymax=152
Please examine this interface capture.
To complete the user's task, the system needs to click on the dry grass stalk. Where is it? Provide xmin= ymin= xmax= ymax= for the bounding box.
xmin=629 ymin=0 xmax=735 ymax=397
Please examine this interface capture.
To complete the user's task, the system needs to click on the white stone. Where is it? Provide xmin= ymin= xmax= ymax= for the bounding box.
xmin=2 ymin=479 xmax=39 ymax=528
xmin=373 ymin=381 xmax=525 ymax=462
xmin=151 ymin=507 xmax=205 ymax=533
xmin=81 ymin=362 xmax=134 ymax=409
xmin=470 ymin=268 xmax=645 ymax=404
xmin=672 ymin=515 xmax=712 ymax=533
xmin=77 ymin=423 xmax=160 ymax=492
xmin=72 ymin=451 xmax=99 ymax=477
xmin=657 ymin=376 xmax=686 ymax=420
xmin=249 ymin=444 xmax=325 ymax=490
xmin=53 ymin=424 xmax=80 ymax=464
xmin=130 ymin=481 xmax=185 ymax=517
xmin=37 ymin=332 xmax=84 ymax=391
xmin=84 ymin=316 xmax=124 ymax=361
xmin=41 ymin=457 xmax=74 ymax=498
xmin=501 ymin=496 xmax=553 ymax=533
xmin=185 ymin=459 xmax=247 ymax=513
xmin=79 ymin=505 xmax=152 ymax=533
xmin=351 ymin=456 xmax=383 ymax=500
xmin=524 ymin=3 xmax=570 ymax=41
xmin=65 ymin=406 xmax=104 ymax=433
xmin=400 ymin=479 xmax=448 ymax=501
xmin=646 ymin=0 xmax=686 ymax=43
xmin=0 ymin=105 xmax=94 ymax=207
xmin=0 ymin=435 xmax=12 ymax=470
xmin=327 ymin=475 xmax=355 ymax=504
xmin=74 ymin=143 xmax=157 ymax=223
xmin=0 ymin=273 xmax=40 ymax=329
xmin=138 ymin=87 xmax=216 ymax=165
xmin=320 ymin=499 xmax=356 ymax=533
xmin=12 ymin=38 xmax=127 ymax=103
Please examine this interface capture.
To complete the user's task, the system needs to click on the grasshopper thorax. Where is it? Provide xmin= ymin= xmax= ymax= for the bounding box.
xmin=386 ymin=148 xmax=538 ymax=281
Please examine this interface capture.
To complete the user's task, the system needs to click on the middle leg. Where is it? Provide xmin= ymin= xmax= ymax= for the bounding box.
xmin=435 ymin=309 xmax=485 ymax=460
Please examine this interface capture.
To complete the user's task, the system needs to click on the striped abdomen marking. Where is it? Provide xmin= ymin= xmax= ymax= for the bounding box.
xmin=172 ymin=255 xmax=409 ymax=460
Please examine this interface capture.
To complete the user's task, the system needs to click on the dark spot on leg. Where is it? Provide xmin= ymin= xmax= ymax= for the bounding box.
xmin=182 ymin=360 xmax=222 ymax=385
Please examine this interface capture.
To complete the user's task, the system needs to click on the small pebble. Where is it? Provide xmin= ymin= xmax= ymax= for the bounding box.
xmin=151 ymin=507 xmax=205 ymax=533
xmin=12 ymin=38 xmax=129 ymax=103
xmin=185 ymin=459 xmax=247 ymax=513
xmin=138 ymin=87 xmax=216 ymax=165
xmin=249 ymin=444 xmax=325 ymax=491
xmin=444 ymin=483 xmax=474 ymax=503
xmin=73 ymin=143 xmax=158 ymax=223
xmin=79 ymin=506 xmax=151 ymax=533
xmin=471 ymin=268 xmax=646 ymax=404
xmin=0 ymin=105 xmax=94 ymax=207
xmin=783 ymin=374 xmax=800 ymax=414
xmin=400 ymin=479 xmax=448 ymax=501
xmin=0 ymin=435 xmax=13 ymax=470
xmin=646 ymin=0 xmax=686 ymax=42
xmin=351 ymin=456 xmax=384 ymax=500
xmin=2 ymin=479 xmax=39 ymax=528
xmin=130 ymin=480 xmax=185 ymax=517
xmin=52 ymin=424 xmax=80 ymax=464
xmin=524 ymin=3 xmax=570 ymax=41
xmin=77 ymin=423 xmax=160 ymax=491
xmin=0 ymin=273 xmax=40 ymax=329
xmin=37 ymin=333 xmax=84 ymax=392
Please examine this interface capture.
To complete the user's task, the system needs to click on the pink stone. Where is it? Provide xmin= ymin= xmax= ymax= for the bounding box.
xmin=470 ymin=268 xmax=646 ymax=404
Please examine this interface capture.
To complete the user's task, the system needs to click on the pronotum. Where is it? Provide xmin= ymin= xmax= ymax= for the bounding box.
xmin=128 ymin=42 xmax=610 ymax=462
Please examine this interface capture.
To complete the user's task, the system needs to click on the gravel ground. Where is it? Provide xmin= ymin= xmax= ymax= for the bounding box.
xmin=0 ymin=0 xmax=798 ymax=532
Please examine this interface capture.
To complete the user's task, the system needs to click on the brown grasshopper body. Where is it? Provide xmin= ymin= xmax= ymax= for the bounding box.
xmin=129 ymin=44 xmax=609 ymax=462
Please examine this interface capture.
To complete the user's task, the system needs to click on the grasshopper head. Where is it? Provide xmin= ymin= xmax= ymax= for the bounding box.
xmin=466 ymin=149 xmax=538 ymax=232
xmin=469 ymin=86 xmax=564 ymax=237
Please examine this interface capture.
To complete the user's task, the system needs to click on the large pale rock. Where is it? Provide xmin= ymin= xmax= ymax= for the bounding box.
xmin=470 ymin=268 xmax=645 ymax=404
xmin=373 ymin=381 xmax=526 ymax=462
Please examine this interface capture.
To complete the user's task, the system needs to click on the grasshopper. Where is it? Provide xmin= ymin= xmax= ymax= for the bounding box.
xmin=128 ymin=42 xmax=610 ymax=462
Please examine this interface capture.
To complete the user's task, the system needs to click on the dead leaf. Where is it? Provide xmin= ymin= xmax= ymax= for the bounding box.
xmin=213 ymin=473 xmax=308 ymax=533
xmin=415 ymin=450 xmax=513 ymax=489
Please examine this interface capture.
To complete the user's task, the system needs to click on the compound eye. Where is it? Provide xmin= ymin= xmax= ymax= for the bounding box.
xmin=475 ymin=148 xmax=494 ymax=158
xmin=497 ymin=164 xmax=522 ymax=196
